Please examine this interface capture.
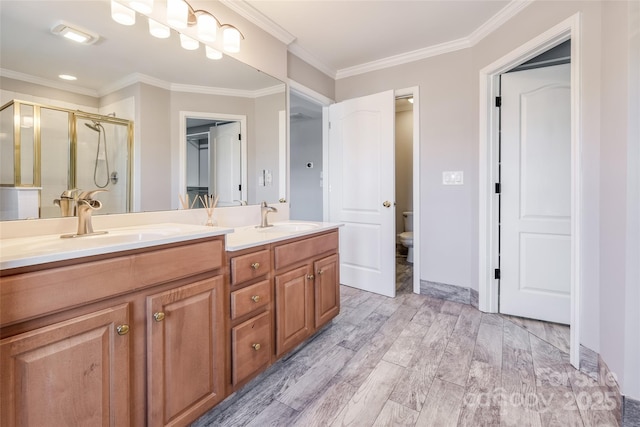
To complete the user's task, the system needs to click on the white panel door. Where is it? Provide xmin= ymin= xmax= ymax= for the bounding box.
xmin=329 ymin=91 xmax=396 ymax=297
xmin=210 ymin=122 xmax=241 ymax=206
xmin=500 ymin=64 xmax=571 ymax=324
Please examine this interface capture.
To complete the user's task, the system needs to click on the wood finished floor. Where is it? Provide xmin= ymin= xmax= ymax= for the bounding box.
xmin=193 ymin=257 xmax=619 ymax=426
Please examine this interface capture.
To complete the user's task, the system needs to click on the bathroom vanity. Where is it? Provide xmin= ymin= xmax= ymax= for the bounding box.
xmin=0 ymin=221 xmax=340 ymax=427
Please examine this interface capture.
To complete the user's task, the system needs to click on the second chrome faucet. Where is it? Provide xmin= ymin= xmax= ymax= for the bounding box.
xmin=257 ymin=201 xmax=277 ymax=228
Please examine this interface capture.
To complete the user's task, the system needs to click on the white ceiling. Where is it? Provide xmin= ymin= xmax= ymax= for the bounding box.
xmin=0 ymin=0 xmax=528 ymax=96
xmin=234 ymin=0 xmax=524 ymax=77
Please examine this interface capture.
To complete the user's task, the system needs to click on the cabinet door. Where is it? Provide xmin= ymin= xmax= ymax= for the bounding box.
xmin=275 ymin=265 xmax=313 ymax=357
xmin=1 ymin=304 xmax=131 ymax=427
xmin=314 ymin=254 xmax=340 ymax=328
xmin=147 ymin=276 xmax=225 ymax=427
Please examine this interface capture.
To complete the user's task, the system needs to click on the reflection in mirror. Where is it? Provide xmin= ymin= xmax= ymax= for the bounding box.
xmin=0 ymin=100 xmax=132 ymax=220
xmin=184 ymin=114 xmax=247 ymax=208
xmin=0 ymin=0 xmax=287 ymax=220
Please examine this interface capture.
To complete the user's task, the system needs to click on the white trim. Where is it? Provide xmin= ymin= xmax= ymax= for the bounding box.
xmin=219 ymin=0 xmax=296 ymax=45
xmin=336 ymin=39 xmax=470 ymax=80
xmin=178 ymin=111 xmax=248 ymax=207
xmin=395 ymin=87 xmax=421 ymax=295
xmin=288 ymin=43 xmax=337 ymax=80
xmin=478 ymin=13 xmax=582 ymax=368
xmin=0 ymin=68 xmax=98 ymax=97
xmin=289 ymin=79 xmax=334 ymax=105
xmin=335 ymin=0 xmax=533 ymax=79
xmin=468 ymin=0 xmax=533 ymax=45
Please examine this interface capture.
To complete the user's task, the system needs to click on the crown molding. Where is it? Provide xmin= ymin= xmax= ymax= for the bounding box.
xmin=288 ymin=43 xmax=337 ymax=79
xmin=335 ymin=0 xmax=533 ymax=79
xmin=219 ymin=0 xmax=296 ymax=45
xmin=468 ymin=0 xmax=533 ymax=45
xmin=0 ymin=68 xmax=98 ymax=97
xmin=336 ymin=37 xmax=471 ymax=80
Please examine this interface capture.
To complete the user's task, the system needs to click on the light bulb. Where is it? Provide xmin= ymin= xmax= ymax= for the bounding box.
xmin=167 ymin=0 xmax=188 ymax=28
xmin=111 ymin=0 xmax=135 ymax=26
xmin=180 ymin=33 xmax=199 ymax=50
xmin=206 ymin=46 xmax=222 ymax=60
xmin=197 ymin=13 xmax=218 ymax=42
xmin=223 ymin=27 xmax=240 ymax=53
xmin=148 ymin=18 xmax=170 ymax=38
xmin=128 ymin=0 xmax=153 ymax=14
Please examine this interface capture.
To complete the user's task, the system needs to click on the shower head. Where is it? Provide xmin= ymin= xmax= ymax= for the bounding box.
xmin=85 ymin=121 xmax=102 ymax=132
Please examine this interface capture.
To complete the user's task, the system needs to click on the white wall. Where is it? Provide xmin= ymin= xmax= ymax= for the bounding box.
xmin=335 ymin=0 xmax=639 ymax=399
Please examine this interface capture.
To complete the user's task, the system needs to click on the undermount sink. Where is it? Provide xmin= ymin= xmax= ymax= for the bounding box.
xmin=256 ymin=222 xmax=321 ymax=233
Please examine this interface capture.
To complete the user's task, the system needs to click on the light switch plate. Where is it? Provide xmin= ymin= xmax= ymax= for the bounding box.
xmin=443 ymin=171 xmax=464 ymax=185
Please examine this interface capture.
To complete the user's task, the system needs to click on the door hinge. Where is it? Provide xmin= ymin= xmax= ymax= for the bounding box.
xmin=328 ymin=122 xmax=332 ymax=130
xmin=494 ymin=268 xmax=501 ymax=280
xmin=238 ymin=185 xmax=242 ymax=191
xmin=495 ymin=182 xmax=501 ymax=194
xmin=495 ymin=96 xmax=502 ymax=107
xmin=238 ymin=133 xmax=242 ymax=141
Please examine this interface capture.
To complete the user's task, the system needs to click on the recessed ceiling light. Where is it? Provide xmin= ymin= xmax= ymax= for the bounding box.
xmin=59 ymin=74 xmax=77 ymax=81
xmin=51 ymin=22 xmax=99 ymax=45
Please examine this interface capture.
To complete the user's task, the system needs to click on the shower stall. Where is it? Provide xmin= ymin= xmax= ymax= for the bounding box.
xmin=0 ymin=100 xmax=133 ymax=220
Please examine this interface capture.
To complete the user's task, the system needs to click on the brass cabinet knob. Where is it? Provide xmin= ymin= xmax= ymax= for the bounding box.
xmin=307 ymin=274 xmax=315 ymax=280
xmin=116 ymin=324 xmax=130 ymax=336
xmin=153 ymin=312 xmax=165 ymax=322
xmin=252 ymin=343 xmax=261 ymax=351
xmin=383 ymin=201 xmax=391 ymax=208
xmin=317 ymin=269 xmax=324 ymax=275
xmin=251 ymin=262 xmax=260 ymax=270
xmin=251 ymin=295 xmax=261 ymax=303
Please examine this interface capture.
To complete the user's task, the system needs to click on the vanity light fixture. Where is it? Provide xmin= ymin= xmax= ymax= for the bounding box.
xmin=128 ymin=0 xmax=153 ymax=14
xmin=179 ymin=33 xmax=199 ymax=50
xmin=111 ymin=0 xmax=136 ymax=26
xmin=51 ymin=22 xmax=100 ymax=45
xmin=148 ymin=18 xmax=170 ymax=38
xmin=205 ymin=46 xmax=223 ymax=60
xmin=111 ymin=0 xmax=245 ymax=56
xmin=167 ymin=0 xmax=188 ymax=28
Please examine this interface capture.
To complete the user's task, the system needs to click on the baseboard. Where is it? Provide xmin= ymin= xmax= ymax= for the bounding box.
xmin=420 ymin=280 xmax=479 ymax=308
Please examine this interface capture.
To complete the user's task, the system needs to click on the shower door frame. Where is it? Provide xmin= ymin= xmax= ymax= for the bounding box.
xmin=0 ymin=99 xmax=134 ymax=214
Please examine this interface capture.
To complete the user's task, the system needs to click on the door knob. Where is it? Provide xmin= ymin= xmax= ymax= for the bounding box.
xmin=383 ymin=201 xmax=391 ymax=208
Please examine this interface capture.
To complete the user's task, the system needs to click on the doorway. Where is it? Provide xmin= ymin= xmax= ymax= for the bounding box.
xmin=289 ymin=92 xmax=324 ymax=221
xmin=478 ymin=13 xmax=582 ymax=367
xmin=395 ymin=96 xmax=414 ymax=293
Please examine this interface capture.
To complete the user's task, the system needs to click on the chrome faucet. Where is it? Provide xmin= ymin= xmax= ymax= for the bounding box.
xmin=61 ymin=190 xmax=108 ymax=238
xmin=258 ymin=201 xmax=277 ymax=228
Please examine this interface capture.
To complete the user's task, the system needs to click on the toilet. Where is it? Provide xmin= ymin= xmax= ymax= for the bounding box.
xmin=399 ymin=211 xmax=414 ymax=263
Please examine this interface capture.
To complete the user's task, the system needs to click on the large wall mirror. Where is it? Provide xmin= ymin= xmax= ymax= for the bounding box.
xmin=0 ymin=0 xmax=286 ymax=220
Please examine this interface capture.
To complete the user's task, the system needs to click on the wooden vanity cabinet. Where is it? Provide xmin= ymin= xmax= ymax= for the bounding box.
xmin=0 ymin=304 xmax=131 ymax=427
xmin=273 ymin=231 xmax=340 ymax=357
xmin=0 ymin=236 xmax=227 ymax=427
xmin=228 ymin=246 xmax=273 ymax=388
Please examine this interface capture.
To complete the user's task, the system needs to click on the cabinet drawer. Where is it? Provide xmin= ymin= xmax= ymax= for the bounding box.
xmin=230 ymin=249 xmax=270 ymax=285
xmin=274 ymin=231 xmax=338 ymax=271
xmin=231 ymin=311 xmax=272 ymax=385
xmin=230 ymin=280 xmax=271 ymax=320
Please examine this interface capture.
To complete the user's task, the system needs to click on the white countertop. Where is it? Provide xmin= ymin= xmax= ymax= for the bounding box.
xmin=0 ymin=220 xmax=343 ymax=270
xmin=0 ymin=223 xmax=233 ymax=270
xmin=226 ymin=221 xmax=342 ymax=251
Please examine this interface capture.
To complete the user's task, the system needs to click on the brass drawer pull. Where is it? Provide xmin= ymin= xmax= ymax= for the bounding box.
xmin=153 ymin=312 xmax=165 ymax=322
xmin=307 ymin=274 xmax=315 ymax=280
xmin=252 ymin=343 xmax=261 ymax=351
xmin=116 ymin=324 xmax=130 ymax=336
xmin=250 ymin=262 xmax=260 ymax=270
xmin=251 ymin=295 xmax=261 ymax=303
